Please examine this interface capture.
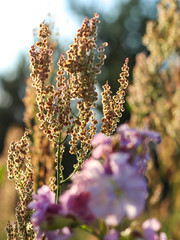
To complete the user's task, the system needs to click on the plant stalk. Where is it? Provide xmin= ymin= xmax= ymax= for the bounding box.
xmin=56 ymin=132 xmax=62 ymax=203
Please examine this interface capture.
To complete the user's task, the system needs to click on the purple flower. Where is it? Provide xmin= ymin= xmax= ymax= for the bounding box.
xmin=28 ymin=185 xmax=61 ymax=226
xmin=115 ymin=124 xmax=161 ymax=174
xmin=105 ymin=152 xmax=130 ymax=173
xmin=142 ymin=218 xmax=168 ymax=240
xmin=117 ymin=124 xmax=161 ymax=145
xmin=28 ymin=185 xmax=67 ymax=239
xmin=104 ymin=229 xmax=119 ymax=240
xmin=91 ymin=124 xmax=161 ymax=175
xmin=66 ymin=159 xmax=147 ymax=226
xmin=91 ymin=133 xmax=112 ymax=159
xmin=60 ymin=184 xmax=95 ymax=224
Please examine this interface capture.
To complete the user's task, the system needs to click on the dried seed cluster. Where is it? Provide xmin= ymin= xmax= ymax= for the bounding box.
xmin=23 ymin=77 xmax=56 ymax=190
xmin=29 ymin=13 xmax=109 ymax=164
xmin=7 ymin=12 xmax=130 ymax=239
xmin=101 ymin=58 xmax=129 ymax=136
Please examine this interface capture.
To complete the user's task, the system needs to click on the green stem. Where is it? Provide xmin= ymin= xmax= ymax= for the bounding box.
xmin=86 ymin=150 xmax=92 ymax=159
xmin=56 ymin=132 xmax=62 ymax=203
xmin=70 ymin=109 xmax=78 ymax=118
xmin=60 ymin=163 xmax=81 ymax=185
xmin=99 ymin=220 xmax=108 ymax=240
xmin=60 ymin=134 xmax=69 ymax=145
xmin=60 ymin=147 xmax=92 ymax=185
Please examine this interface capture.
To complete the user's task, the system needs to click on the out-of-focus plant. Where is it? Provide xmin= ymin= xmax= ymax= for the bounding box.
xmin=0 ymin=55 xmax=29 ymax=154
xmin=0 ymin=164 xmax=5 ymax=186
xmin=128 ymin=0 xmax=180 ymax=238
xmin=0 ymin=125 xmax=24 ymax=240
xmin=6 ymin=130 xmax=35 ymax=239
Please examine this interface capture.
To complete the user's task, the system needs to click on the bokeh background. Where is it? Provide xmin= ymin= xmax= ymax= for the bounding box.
xmin=0 ymin=0 xmax=179 ymax=239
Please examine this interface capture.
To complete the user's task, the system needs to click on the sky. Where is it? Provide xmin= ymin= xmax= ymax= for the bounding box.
xmin=0 ymin=0 xmax=158 ymax=109
xmin=0 ymin=0 xmax=118 ymax=74
xmin=0 ymin=0 xmax=159 ymax=75
xmin=0 ymin=0 xmax=79 ymax=73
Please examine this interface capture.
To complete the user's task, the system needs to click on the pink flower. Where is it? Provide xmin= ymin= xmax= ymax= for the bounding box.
xmin=91 ymin=133 xmax=111 ymax=146
xmin=63 ymin=159 xmax=147 ymax=226
xmin=159 ymin=232 xmax=168 ymax=240
xmin=91 ymin=133 xmax=112 ymax=159
xmin=142 ymin=218 xmax=161 ymax=232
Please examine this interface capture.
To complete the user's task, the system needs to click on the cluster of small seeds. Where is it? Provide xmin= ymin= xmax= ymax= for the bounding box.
xmin=101 ymin=81 xmax=118 ymax=136
xmin=23 ymin=77 xmax=56 ymax=190
xmin=113 ymin=58 xmax=129 ymax=117
xmin=55 ymin=53 xmax=71 ymax=130
xmin=63 ymin=13 xmax=107 ymax=158
xmin=101 ymin=58 xmax=129 ymax=136
xmin=29 ymin=23 xmax=56 ymax=142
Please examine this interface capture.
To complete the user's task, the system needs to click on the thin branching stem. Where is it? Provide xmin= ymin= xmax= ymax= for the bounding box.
xmin=56 ymin=132 xmax=62 ymax=203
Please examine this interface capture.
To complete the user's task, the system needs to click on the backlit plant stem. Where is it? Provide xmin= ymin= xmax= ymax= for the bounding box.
xmin=56 ymin=132 xmax=63 ymax=203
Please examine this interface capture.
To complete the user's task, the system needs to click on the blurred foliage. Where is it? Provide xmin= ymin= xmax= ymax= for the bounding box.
xmin=0 ymin=55 xmax=29 ymax=153
xmin=128 ymin=0 xmax=180 ymax=239
xmin=0 ymin=164 xmax=5 ymax=186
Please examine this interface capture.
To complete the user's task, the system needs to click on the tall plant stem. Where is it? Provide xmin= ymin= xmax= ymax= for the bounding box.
xmin=56 ymin=132 xmax=62 ymax=203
